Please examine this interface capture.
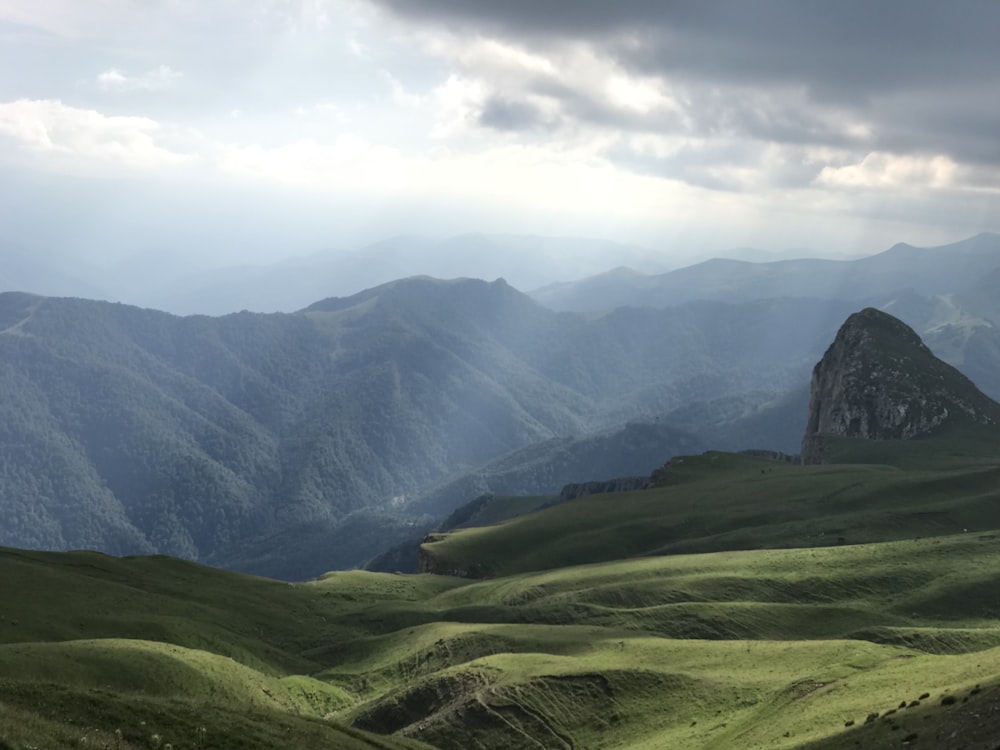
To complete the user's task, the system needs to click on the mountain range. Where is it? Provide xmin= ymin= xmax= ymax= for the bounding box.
xmin=533 ymin=233 xmax=1000 ymax=311
xmin=0 ymin=234 xmax=673 ymax=316
xmin=0 ymin=279 xmax=852 ymax=578
xmin=3 ymin=233 xmax=1000 ymax=579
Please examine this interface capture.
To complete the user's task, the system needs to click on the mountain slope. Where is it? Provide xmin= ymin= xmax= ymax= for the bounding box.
xmin=0 ymin=546 xmax=436 ymax=750
xmin=0 ymin=283 xmax=853 ymax=577
xmin=409 ymin=420 xmax=709 ymax=520
xmin=418 ymin=450 xmax=1000 ymax=579
xmin=4 ymin=358 xmax=1000 ymax=750
xmin=5 ymin=525 xmax=1000 ymax=750
xmin=0 ymin=282 xmax=588 ymax=570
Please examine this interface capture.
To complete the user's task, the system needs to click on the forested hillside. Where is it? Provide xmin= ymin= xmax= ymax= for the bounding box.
xmin=0 ymin=280 xmax=854 ymax=577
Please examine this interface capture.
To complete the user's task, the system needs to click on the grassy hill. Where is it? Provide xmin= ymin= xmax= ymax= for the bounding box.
xmin=4 ymin=424 xmax=1000 ymax=749
xmin=0 ymin=546 xmax=445 ymax=750
xmin=6 ymin=533 xmax=1000 ymax=748
xmin=418 ymin=444 xmax=1000 ymax=579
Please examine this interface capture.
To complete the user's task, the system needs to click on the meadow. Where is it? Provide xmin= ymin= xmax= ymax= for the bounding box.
xmin=3 ymin=438 xmax=1000 ymax=748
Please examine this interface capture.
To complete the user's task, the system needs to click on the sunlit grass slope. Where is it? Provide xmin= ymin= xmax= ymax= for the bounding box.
xmin=309 ymin=534 xmax=1000 ymax=749
xmin=420 ymin=447 xmax=1000 ymax=577
xmin=7 ymin=533 xmax=1000 ymax=748
xmin=3 ymin=438 xmax=1000 ymax=749
xmin=4 ymin=536 xmax=1000 ymax=749
xmin=0 ymin=548 xmax=444 ymax=750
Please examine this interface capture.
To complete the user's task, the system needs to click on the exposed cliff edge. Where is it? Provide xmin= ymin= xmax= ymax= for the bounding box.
xmin=558 ymin=476 xmax=650 ymax=501
xmin=801 ymin=307 xmax=1000 ymax=464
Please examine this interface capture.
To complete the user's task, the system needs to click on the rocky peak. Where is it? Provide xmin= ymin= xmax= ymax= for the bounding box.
xmin=801 ymin=307 xmax=1000 ymax=464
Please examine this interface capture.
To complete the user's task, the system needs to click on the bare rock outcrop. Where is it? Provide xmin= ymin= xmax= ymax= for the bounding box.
xmin=801 ymin=307 xmax=1000 ymax=464
xmin=558 ymin=476 xmax=650 ymax=501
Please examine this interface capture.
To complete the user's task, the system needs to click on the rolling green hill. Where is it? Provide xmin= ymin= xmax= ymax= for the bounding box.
xmin=5 ymin=456 xmax=1000 ymax=749
xmin=0 ymin=547 xmax=440 ymax=750
xmin=417 ymin=446 xmax=1000 ymax=579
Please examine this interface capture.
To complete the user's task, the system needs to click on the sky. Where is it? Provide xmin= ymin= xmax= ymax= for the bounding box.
xmin=1 ymin=0 xmax=998 ymax=271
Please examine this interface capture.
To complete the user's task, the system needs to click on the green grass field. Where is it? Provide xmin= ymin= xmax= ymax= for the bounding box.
xmin=420 ymin=444 xmax=1000 ymax=578
xmin=3 ymin=440 xmax=1000 ymax=749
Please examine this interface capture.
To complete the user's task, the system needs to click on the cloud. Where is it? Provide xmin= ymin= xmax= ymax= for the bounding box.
xmin=251 ymin=0 xmax=334 ymax=31
xmin=380 ymin=70 xmax=422 ymax=108
xmin=365 ymin=1 xmax=998 ymax=93
xmin=1 ymin=0 xmax=995 ymax=260
xmin=96 ymin=65 xmax=183 ymax=93
xmin=214 ymin=135 xmax=409 ymax=189
xmin=0 ymin=99 xmax=191 ymax=169
xmin=479 ymin=96 xmax=550 ymax=131
xmin=367 ymin=1 xmax=1000 ymax=195
xmin=209 ymin=124 xmax=687 ymax=222
xmin=429 ymin=75 xmax=487 ymax=138
xmin=817 ymin=152 xmax=960 ymax=191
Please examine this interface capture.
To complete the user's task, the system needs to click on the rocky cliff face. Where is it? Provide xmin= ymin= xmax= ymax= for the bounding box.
xmin=801 ymin=307 xmax=1000 ymax=464
xmin=558 ymin=476 xmax=650 ymax=501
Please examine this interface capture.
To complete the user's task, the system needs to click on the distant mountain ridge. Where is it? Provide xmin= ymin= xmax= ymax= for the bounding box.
xmin=532 ymin=233 xmax=1000 ymax=312
xmin=533 ymin=233 xmax=1000 ymax=403
xmin=4 ymin=233 xmax=1000 ymax=578
xmin=135 ymin=234 xmax=672 ymax=316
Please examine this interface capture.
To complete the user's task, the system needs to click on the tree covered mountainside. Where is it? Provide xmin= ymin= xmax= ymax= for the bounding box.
xmin=3 ymin=235 xmax=1000 ymax=579
xmin=0 ymin=279 xmax=853 ymax=576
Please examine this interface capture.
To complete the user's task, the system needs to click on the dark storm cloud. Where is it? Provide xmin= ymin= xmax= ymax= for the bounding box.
xmin=370 ymin=0 xmax=1000 ymax=176
xmin=369 ymin=0 xmax=997 ymax=93
xmin=864 ymin=86 xmax=1000 ymax=166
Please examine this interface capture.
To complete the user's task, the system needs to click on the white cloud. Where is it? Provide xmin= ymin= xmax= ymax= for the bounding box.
xmin=430 ymin=75 xmax=487 ymax=138
xmin=0 ymin=99 xmax=191 ymax=169
xmin=347 ymin=34 xmax=371 ymax=59
xmin=215 ymin=135 xmax=410 ymax=190
xmin=96 ymin=65 xmax=183 ymax=93
xmin=817 ymin=152 xmax=960 ymax=190
xmin=252 ymin=0 xmax=333 ymax=31
xmin=606 ymin=73 xmax=673 ymax=115
xmin=381 ymin=71 xmax=422 ymax=109
xmin=0 ymin=0 xmax=119 ymax=36
xmin=209 ymin=126 xmax=699 ymax=224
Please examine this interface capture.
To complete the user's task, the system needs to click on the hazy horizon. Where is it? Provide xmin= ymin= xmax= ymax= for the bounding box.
xmin=2 ymin=1 xmax=998 ymax=288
